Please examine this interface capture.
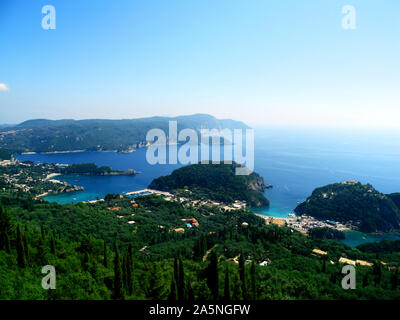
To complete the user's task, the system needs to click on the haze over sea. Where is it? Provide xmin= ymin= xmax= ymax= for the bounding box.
xmin=17 ymin=127 xmax=400 ymax=247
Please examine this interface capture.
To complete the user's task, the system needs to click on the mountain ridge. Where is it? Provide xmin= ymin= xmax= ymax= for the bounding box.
xmin=0 ymin=114 xmax=248 ymax=153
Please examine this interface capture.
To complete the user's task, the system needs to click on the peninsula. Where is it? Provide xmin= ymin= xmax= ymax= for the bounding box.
xmin=148 ymin=162 xmax=269 ymax=207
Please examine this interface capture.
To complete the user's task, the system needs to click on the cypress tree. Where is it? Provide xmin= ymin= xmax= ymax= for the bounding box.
xmin=103 ymin=241 xmax=108 ymax=268
xmin=223 ymin=267 xmax=231 ymax=300
xmin=23 ymin=233 xmax=29 ymax=264
xmin=127 ymin=244 xmax=133 ymax=295
xmin=373 ymin=261 xmax=382 ymax=286
xmin=36 ymin=237 xmax=46 ymax=265
xmin=202 ymin=235 xmax=207 ymax=256
xmin=50 ymin=236 xmax=56 ymax=255
xmin=238 ymin=252 xmax=247 ymax=299
xmin=112 ymin=244 xmax=124 ymax=300
xmin=168 ymin=277 xmax=177 ymax=301
xmin=4 ymin=232 xmax=11 ymax=254
xmin=206 ymin=251 xmax=219 ymax=300
xmin=177 ymin=258 xmax=185 ymax=301
xmin=187 ymin=280 xmax=195 ymax=302
xmin=363 ymin=272 xmax=369 ymax=288
xmin=122 ymin=254 xmax=128 ymax=294
xmin=391 ymin=270 xmax=398 ymax=290
xmin=322 ymin=259 xmax=327 ymax=273
xmin=173 ymin=257 xmax=179 ymax=285
xmin=250 ymin=261 xmax=257 ymax=300
xmin=41 ymin=225 xmax=46 ymax=240
xmin=0 ymin=203 xmax=12 ymax=251
xmin=16 ymin=225 xmax=26 ymax=268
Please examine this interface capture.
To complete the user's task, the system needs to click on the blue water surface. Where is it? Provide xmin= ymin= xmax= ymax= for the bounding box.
xmin=17 ymin=127 xmax=400 ymax=247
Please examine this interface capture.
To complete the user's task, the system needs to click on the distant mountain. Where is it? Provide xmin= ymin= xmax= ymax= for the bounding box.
xmin=148 ymin=162 xmax=269 ymax=207
xmin=0 ymin=114 xmax=249 ymax=153
xmin=294 ymin=181 xmax=400 ymax=233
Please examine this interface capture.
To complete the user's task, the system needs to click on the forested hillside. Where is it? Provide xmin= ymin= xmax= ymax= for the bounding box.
xmin=295 ymin=181 xmax=400 ymax=233
xmin=1 ymin=191 xmax=399 ymax=300
xmin=0 ymin=114 xmax=248 ymax=153
xmin=149 ymin=163 xmax=269 ymax=207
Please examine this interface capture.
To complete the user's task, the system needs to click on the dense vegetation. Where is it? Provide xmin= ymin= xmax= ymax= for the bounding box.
xmin=149 ymin=163 xmax=269 ymax=207
xmin=388 ymin=193 xmax=400 ymax=211
xmin=357 ymin=240 xmax=400 ymax=254
xmin=308 ymin=227 xmax=346 ymax=240
xmin=295 ymin=182 xmax=400 ymax=233
xmin=0 ymin=148 xmax=12 ymax=161
xmin=60 ymin=163 xmax=135 ymax=176
xmin=1 ymin=190 xmax=399 ymax=300
xmin=0 ymin=114 xmax=248 ymax=153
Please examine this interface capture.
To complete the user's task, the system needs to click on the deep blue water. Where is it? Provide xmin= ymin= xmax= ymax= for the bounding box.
xmin=17 ymin=127 xmax=400 ymax=247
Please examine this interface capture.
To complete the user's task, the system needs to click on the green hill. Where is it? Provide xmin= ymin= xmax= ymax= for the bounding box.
xmin=388 ymin=193 xmax=400 ymax=211
xmin=294 ymin=181 xmax=400 ymax=233
xmin=0 ymin=114 xmax=248 ymax=153
xmin=1 ymin=190 xmax=399 ymax=300
xmin=149 ymin=162 xmax=269 ymax=207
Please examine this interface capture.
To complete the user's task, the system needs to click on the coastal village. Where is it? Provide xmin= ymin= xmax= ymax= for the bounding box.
xmin=0 ymin=157 xmax=83 ymax=197
xmin=256 ymin=213 xmax=351 ymax=234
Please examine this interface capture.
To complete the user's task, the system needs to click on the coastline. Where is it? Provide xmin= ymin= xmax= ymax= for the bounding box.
xmin=43 ymin=173 xmax=61 ymax=180
xmin=16 ymin=141 xmax=151 ymax=155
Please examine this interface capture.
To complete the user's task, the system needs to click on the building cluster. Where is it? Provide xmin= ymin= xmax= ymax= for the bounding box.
xmin=286 ymin=214 xmax=350 ymax=233
xmin=0 ymin=160 xmax=83 ymax=197
xmin=163 ymin=192 xmax=247 ymax=212
xmin=312 ymin=248 xmax=375 ymax=267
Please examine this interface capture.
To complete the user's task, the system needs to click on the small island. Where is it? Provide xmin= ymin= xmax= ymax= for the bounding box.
xmin=60 ymin=163 xmax=136 ymax=176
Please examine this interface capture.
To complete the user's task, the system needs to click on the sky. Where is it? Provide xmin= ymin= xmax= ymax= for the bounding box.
xmin=0 ymin=0 xmax=399 ymax=128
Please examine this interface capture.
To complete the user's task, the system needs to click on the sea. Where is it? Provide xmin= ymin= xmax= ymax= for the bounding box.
xmin=17 ymin=127 xmax=400 ymax=247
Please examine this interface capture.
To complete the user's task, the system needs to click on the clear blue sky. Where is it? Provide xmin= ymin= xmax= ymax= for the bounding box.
xmin=0 ymin=0 xmax=399 ymax=127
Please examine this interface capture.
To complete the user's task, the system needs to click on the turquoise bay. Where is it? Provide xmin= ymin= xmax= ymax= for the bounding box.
xmin=17 ymin=127 xmax=400 ymax=247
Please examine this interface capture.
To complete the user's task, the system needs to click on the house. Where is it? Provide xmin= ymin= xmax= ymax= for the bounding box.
xmin=174 ymin=228 xmax=185 ymax=233
xmin=339 ymin=257 xmax=356 ymax=266
xmin=356 ymin=260 xmax=373 ymax=267
xmin=182 ymin=218 xmax=199 ymax=227
xmin=312 ymin=249 xmax=328 ymax=256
